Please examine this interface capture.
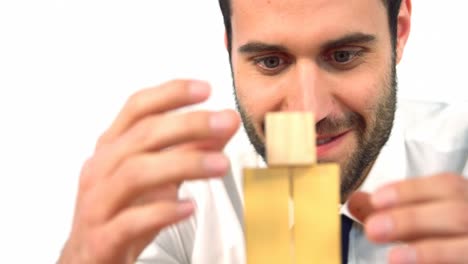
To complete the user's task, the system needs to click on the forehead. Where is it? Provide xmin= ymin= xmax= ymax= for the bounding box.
xmin=230 ymin=0 xmax=388 ymax=46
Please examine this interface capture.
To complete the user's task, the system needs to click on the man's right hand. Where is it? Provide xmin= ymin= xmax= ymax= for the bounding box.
xmin=58 ymin=80 xmax=240 ymax=264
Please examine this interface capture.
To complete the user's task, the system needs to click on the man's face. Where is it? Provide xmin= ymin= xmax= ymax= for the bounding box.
xmin=230 ymin=0 xmax=398 ymax=199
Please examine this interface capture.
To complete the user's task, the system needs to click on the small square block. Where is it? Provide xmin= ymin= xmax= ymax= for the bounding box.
xmin=266 ymin=112 xmax=316 ymax=166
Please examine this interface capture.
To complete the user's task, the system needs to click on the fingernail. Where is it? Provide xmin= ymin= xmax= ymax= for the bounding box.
xmin=203 ymin=154 xmax=229 ymax=175
xmin=177 ymin=200 xmax=195 ymax=216
xmin=367 ymin=214 xmax=394 ymax=241
xmin=189 ymin=80 xmax=210 ymax=100
xmin=372 ymin=186 xmax=398 ymax=208
xmin=210 ymin=111 xmax=232 ymax=132
xmin=389 ymin=246 xmax=417 ymax=264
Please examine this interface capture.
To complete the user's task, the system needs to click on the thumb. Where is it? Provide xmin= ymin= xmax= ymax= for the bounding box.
xmin=348 ymin=191 xmax=375 ymax=223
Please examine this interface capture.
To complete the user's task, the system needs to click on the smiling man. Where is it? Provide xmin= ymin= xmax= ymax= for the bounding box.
xmin=58 ymin=0 xmax=468 ymax=263
xmin=230 ymin=0 xmax=400 ymax=202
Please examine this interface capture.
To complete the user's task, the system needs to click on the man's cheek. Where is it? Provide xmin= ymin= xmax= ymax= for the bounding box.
xmin=339 ymin=131 xmax=359 ymax=158
xmin=336 ymin=70 xmax=383 ymax=108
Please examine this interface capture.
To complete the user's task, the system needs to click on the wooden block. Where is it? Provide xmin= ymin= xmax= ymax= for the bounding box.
xmin=244 ymin=112 xmax=340 ymax=264
xmin=266 ymin=112 xmax=316 ymax=166
xmin=244 ymin=167 xmax=291 ymax=264
xmin=293 ymin=164 xmax=341 ymax=264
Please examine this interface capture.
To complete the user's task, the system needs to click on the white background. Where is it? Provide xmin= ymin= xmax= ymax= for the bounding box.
xmin=0 ymin=1 xmax=467 ymax=263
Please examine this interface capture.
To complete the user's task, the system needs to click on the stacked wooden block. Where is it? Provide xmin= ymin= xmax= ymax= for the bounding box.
xmin=244 ymin=112 xmax=341 ymax=264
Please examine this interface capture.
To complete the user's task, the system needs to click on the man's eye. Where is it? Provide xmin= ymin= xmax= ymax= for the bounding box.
xmin=333 ymin=51 xmax=353 ymax=63
xmin=327 ymin=50 xmax=363 ymax=64
xmin=255 ymin=56 xmax=285 ymax=69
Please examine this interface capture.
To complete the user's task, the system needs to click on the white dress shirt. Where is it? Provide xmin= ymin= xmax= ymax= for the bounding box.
xmin=137 ymin=100 xmax=468 ymax=264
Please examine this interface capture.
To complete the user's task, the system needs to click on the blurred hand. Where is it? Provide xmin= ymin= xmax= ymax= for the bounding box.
xmin=348 ymin=173 xmax=468 ymax=264
xmin=58 ymin=80 xmax=240 ymax=264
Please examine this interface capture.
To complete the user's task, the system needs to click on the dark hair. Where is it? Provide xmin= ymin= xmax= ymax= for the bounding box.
xmin=218 ymin=0 xmax=403 ymax=54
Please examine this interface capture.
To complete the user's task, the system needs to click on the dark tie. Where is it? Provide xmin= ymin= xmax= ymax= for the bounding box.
xmin=341 ymin=214 xmax=354 ymax=264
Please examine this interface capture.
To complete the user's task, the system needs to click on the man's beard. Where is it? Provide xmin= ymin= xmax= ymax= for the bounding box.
xmin=233 ymin=61 xmax=397 ymax=200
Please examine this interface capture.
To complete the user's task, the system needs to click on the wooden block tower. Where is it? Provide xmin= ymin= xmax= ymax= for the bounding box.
xmin=243 ymin=112 xmax=341 ymax=264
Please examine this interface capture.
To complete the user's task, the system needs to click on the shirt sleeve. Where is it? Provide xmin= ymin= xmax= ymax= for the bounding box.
xmin=136 ymin=216 xmax=196 ymax=264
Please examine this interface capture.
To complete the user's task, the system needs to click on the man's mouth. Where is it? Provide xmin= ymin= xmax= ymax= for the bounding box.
xmin=316 ymin=130 xmax=351 ymax=157
xmin=317 ymin=137 xmax=335 ymax=145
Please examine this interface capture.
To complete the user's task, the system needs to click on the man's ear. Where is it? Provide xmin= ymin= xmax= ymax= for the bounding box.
xmin=395 ymin=0 xmax=412 ymax=64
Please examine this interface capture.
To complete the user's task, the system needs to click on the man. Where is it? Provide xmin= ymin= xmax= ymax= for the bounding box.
xmin=58 ymin=0 xmax=468 ymax=263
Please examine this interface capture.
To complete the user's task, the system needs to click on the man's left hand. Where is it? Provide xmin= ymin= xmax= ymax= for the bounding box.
xmin=348 ymin=173 xmax=468 ymax=264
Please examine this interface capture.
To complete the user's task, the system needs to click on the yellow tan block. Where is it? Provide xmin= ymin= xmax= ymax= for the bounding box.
xmin=293 ymin=164 xmax=341 ymax=264
xmin=243 ymin=167 xmax=291 ymax=264
xmin=266 ymin=112 xmax=316 ymax=166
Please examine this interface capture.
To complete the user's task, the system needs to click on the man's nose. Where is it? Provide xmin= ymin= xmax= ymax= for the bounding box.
xmin=283 ymin=61 xmax=333 ymax=122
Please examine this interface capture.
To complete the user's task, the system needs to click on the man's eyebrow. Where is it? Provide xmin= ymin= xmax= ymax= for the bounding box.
xmin=238 ymin=42 xmax=289 ymax=54
xmin=322 ymin=33 xmax=377 ymax=50
xmin=237 ymin=33 xmax=376 ymax=55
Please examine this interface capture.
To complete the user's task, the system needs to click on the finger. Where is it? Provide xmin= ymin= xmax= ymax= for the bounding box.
xmin=131 ymin=183 xmax=179 ymax=206
xmin=371 ymin=173 xmax=468 ymax=209
xmin=122 ymin=109 xmax=240 ymax=153
xmin=95 ymin=150 xmax=229 ymax=219
xmin=77 ymin=156 xmax=96 ymax=193
xmin=389 ymin=237 xmax=468 ymax=264
xmin=173 ymin=109 xmax=240 ymax=152
xmin=174 ymin=139 xmax=229 ymax=152
xmin=347 ymin=191 xmax=375 ymax=222
xmin=97 ymin=79 xmax=211 ymax=148
xmin=365 ymin=200 xmax=468 ymax=243
xmin=173 ymin=121 xmax=241 ymax=152
xmin=92 ymin=109 xmax=239 ymax=181
xmin=96 ymin=200 xmax=195 ymax=262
